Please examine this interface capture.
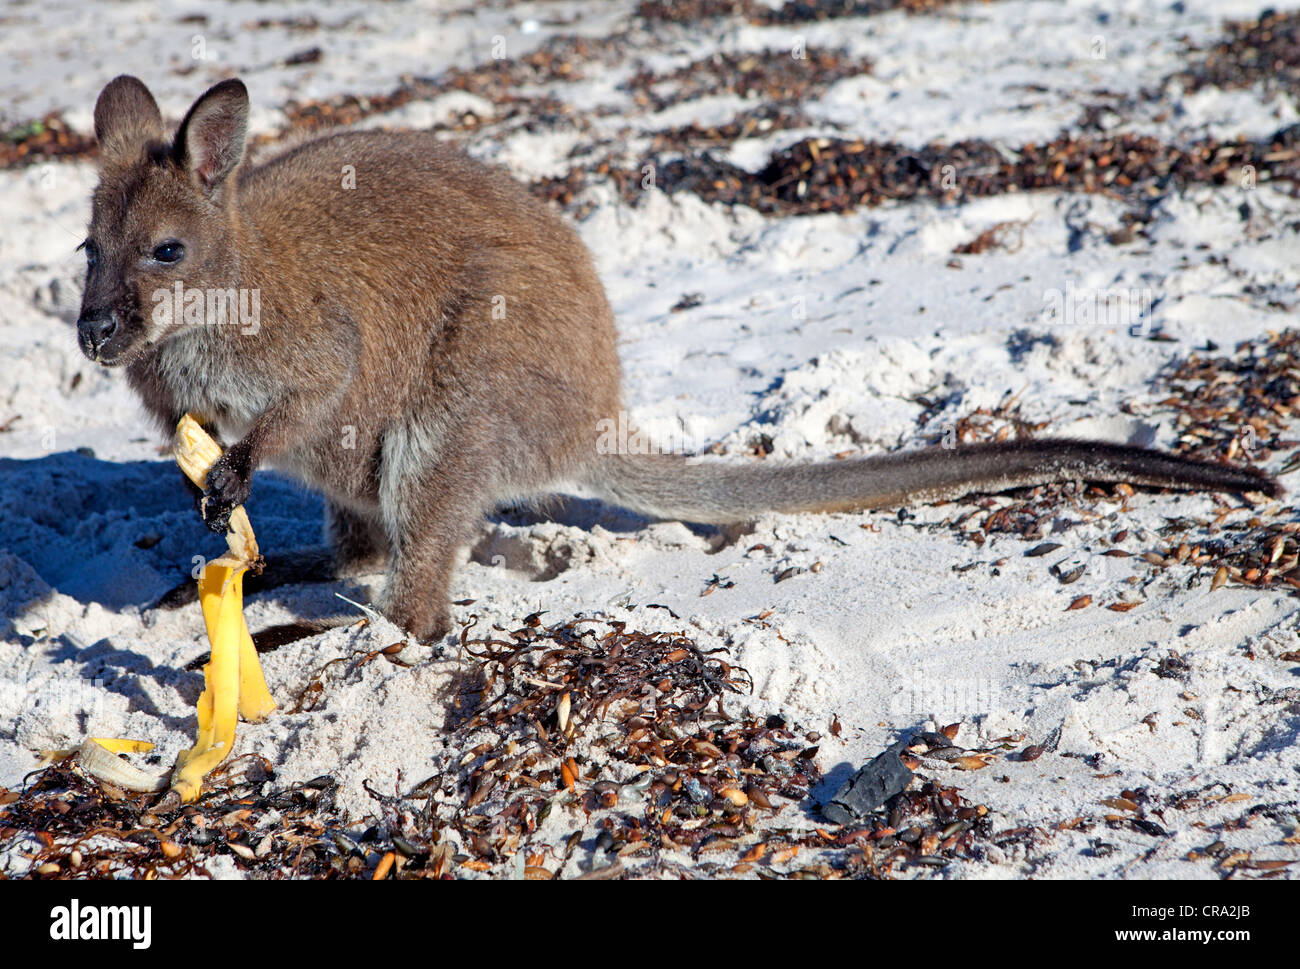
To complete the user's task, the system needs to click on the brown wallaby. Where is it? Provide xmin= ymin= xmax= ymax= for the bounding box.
xmin=77 ymin=75 xmax=1279 ymax=641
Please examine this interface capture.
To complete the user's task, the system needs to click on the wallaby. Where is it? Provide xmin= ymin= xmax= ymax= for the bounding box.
xmin=77 ymin=75 xmax=1279 ymax=641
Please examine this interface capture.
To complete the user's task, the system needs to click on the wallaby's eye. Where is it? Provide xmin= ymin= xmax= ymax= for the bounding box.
xmin=152 ymin=240 xmax=185 ymax=264
xmin=81 ymin=240 xmax=98 ymax=269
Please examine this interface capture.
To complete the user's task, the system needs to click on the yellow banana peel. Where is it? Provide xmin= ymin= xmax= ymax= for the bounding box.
xmin=168 ymin=414 xmax=276 ymax=802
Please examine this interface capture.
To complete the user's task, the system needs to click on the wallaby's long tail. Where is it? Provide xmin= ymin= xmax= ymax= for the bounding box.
xmin=587 ymin=439 xmax=1281 ymax=525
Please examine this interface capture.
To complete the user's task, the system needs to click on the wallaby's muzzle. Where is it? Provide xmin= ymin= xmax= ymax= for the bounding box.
xmin=76 ymin=310 xmax=121 ymax=362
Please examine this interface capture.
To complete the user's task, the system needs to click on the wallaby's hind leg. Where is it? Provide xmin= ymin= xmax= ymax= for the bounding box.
xmin=327 ymin=500 xmax=389 ymax=575
xmin=378 ymin=538 xmax=462 ymax=642
xmin=259 ymin=495 xmax=477 ymax=644
xmin=374 ymin=455 xmax=487 ymax=642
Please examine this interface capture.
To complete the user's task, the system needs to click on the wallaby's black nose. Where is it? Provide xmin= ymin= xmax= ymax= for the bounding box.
xmin=76 ymin=312 xmax=118 ymax=359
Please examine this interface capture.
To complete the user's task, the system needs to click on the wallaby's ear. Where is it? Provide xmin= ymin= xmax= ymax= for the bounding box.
xmin=173 ymin=78 xmax=249 ymax=194
xmin=93 ymin=75 xmax=163 ymax=164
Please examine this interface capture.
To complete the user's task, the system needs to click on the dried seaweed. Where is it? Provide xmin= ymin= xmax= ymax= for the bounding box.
xmin=638 ymin=129 xmax=1299 ymax=217
xmin=635 ymin=0 xmax=980 ymax=24
xmin=0 ymin=613 xmax=1011 ymax=879
xmin=624 ymin=49 xmax=872 ymax=112
xmin=0 ymin=756 xmax=355 ymax=880
xmin=0 ymin=114 xmax=97 ymax=169
xmin=1174 ymin=10 xmax=1300 ymax=102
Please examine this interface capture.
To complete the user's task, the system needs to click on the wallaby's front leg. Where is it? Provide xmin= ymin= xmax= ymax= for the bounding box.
xmin=126 ymin=355 xmax=229 ymax=523
xmin=203 ymin=392 xmax=354 ymax=534
xmin=202 ymin=316 xmax=358 ymax=532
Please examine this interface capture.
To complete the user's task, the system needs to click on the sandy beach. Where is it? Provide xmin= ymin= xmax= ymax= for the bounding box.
xmin=2 ymin=0 xmax=1298 ymax=879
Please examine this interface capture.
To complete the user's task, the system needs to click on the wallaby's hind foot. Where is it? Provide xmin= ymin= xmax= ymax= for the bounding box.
xmin=377 ymin=541 xmax=459 ymax=642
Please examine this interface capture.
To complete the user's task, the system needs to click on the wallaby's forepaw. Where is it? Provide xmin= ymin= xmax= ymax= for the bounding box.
xmin=202 ymin=445 xmax=252 ymax=532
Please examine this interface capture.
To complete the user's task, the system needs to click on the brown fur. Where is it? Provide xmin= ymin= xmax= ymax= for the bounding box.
xmin=78 ymin=77 xmax=1279 ymax=641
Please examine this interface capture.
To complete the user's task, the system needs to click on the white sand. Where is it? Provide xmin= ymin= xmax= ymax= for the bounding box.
xmin=2 ymin=0 xmax=1299 ymax=877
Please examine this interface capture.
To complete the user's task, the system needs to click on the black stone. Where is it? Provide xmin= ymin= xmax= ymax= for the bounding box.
xmin=820 ymin=737 xmax=914 ymax=824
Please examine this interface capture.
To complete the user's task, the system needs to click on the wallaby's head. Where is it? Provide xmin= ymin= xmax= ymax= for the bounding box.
xmin=77 ymin=75 xmax=250 ymax=365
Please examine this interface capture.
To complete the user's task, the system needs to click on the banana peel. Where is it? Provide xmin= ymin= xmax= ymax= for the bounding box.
xmin=168 ymin=414 xmax=275 ymax=802
xmin=52 ymin=417 xmax=277 ymax=801
xmin=69 ymin=739 xmax=168 ymax=793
